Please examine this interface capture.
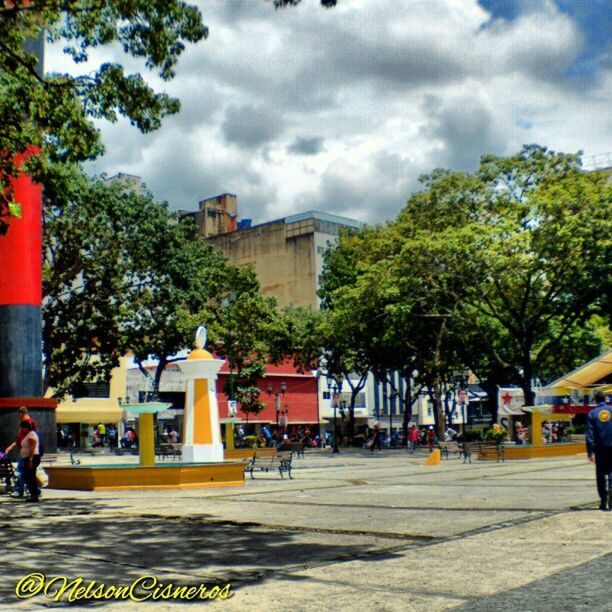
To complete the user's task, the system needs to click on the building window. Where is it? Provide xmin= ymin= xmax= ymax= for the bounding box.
xmin=427 ymin=404 xmax=433 ymax=417
xmin=316 ymin=246 xmax=325 ymax=254
xmin=73 ymin=382 xmax=111 ymax=399
xmin=323 ymin=391 xmax=331 ymax=400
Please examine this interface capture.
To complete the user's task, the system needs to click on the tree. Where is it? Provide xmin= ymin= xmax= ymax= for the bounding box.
xmin=42 ymin=164 xmax=229 ymax=398
xmin=389 ymin=145 xmax=610 ymax=411
xmin=316 ymin=226 xmax=395 ymax=440
xmin=318 ymin=145 xmax=611 ymax=436
xmin=0 ymin=0 xmax=207 ymax=232
xmin=43 ymin=163 xmax=290 ymax=420
xmin=456 ymin=146 xmax=610 ymax=404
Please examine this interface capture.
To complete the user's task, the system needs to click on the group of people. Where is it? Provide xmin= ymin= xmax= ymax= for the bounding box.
xmin=2 ymin=407 xmax=42 ymax=502
xmin=368 ymin=424 xmax=456 ymax=453
xmin=541 ymin=420 xmax=570 ymax=444
xmin=163 ymin=427 xmax=180 ymax=444
xmin=256 ymin=425 xmax=322 ymax=449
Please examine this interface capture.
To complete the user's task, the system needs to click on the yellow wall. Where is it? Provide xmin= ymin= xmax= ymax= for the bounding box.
xmin=55 ymin=357 xmax=127 ymax=424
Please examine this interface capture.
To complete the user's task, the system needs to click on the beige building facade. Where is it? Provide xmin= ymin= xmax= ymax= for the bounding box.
xmin=206 ymin=211 xmax=361 ymax=309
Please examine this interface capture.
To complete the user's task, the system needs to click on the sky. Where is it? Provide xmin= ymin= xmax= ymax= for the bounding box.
xmin=46 ymin=0 xmax=611 ymax=224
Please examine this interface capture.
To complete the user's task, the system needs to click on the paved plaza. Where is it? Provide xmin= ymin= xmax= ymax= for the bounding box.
xmin=0 ymin=450 xmax=610 ymax=611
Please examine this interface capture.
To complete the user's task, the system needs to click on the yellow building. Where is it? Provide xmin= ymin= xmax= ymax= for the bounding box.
xmin=53 ymin=358 xmax=128 ymax=447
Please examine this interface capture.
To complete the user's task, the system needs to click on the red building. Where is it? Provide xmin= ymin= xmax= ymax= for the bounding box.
xmin=216 ymin=360 xmax=320 ymax=431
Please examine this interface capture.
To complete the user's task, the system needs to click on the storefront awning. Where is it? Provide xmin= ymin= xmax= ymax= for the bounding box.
xmin=56 ymin=407 xmax=123 ymax=424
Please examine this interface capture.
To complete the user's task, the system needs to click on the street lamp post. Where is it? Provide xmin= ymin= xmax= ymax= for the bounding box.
xmin=326 ymin=377 xmax=340 ymax=454
xmin=383 ymin=388 xmax=399 ymax=446
xmin=267 ymin=382 xmax=287 ymax=428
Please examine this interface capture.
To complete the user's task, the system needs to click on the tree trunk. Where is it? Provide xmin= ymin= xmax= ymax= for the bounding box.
xmin=401 ymin=382 xmax=412 ymax=446
xmin=435 ymin=382 xmax=445 ymax=440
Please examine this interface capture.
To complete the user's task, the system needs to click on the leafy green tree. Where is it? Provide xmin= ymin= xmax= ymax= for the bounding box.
xmin=42 ymin=164 xmax=230 ymax=398
xmin=0 ymin=0 xmax=206 ymax=232
xmin=390 ymin=145 xmax=610 ymax=411
xmin=456 ymin=146 xmax=610 ymax=405
xmin=319 ymin=145 xmax=610 ymax=435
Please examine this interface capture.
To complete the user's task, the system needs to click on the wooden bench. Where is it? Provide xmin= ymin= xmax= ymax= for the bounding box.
xmin=437 ymin=441 xmax=462 ymax=460
xmin=156 ymin=443 xmax=182 ymax=461
xmin=477 ymin=442 xmax=505 ymax=462
xmin=0 ymin=458 xmax=15 ymax=493
xmin=245 ymin=449 xmax=293 ymax=479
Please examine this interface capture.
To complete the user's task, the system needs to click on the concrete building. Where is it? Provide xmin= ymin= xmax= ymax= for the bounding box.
xmin=180 ymin=193 xmax=238 ymax=239
xmin=206 ymin=210 xmax=361 ymax=309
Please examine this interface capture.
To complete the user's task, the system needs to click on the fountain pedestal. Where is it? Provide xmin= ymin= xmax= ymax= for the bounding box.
xmin=179 ymin=347 xmax=225 ymax=463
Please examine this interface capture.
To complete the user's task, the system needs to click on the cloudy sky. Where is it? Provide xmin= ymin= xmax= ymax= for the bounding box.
xmin=46 ymin=0 xmax=611 ymax=224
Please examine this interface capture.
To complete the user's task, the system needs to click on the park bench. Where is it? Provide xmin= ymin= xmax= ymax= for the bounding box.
xmin=0 ymin=458 xmax=15 ymax=493
xmin=437 ymin=441 xmax=462 ymax=460
xmin=477 ymin=442 xmax=505 ymax=462
xmin=245 ymin=449 xmax=293 ymax=479
xmin=156 ymin=443 xmax=182 ymax=461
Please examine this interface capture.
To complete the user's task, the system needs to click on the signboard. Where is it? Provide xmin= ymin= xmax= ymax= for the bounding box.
xmin=498 ymin=387 xmax=525 ymax=415
xmin=228 ymin=400 xmax=237 ymax=417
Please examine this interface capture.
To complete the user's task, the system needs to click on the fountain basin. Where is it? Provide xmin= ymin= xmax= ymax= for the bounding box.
xmin=46 ymin=461 xmax=245 ymax=491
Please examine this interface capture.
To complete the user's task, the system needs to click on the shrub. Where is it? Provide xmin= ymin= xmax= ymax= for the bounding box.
xmin=463 ymin=429 xmax=483 ymax=442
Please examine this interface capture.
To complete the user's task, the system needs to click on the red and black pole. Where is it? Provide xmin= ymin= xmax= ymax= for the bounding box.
xmin=0 ymin=31 xmax=56 ymax=453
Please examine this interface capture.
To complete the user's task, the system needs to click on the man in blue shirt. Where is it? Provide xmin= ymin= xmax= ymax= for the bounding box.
xmin=585 ymin=390 xmax=612 ymax=511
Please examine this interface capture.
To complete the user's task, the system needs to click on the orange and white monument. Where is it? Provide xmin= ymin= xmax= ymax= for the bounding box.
xmin=179 ymin=326 xmax=225 ymax=463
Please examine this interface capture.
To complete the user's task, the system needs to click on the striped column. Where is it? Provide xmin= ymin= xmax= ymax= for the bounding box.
xmin=179 ymin=349 xmax=224 ymax=463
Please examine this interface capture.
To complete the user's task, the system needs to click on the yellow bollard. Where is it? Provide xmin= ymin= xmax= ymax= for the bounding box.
xmin=225 ymin=422 xmax=234 ymax=451
xmin=138 ymin=413 xmax=156 ymax=467
xmin=424 ymin=449 xmax=442 ymax=466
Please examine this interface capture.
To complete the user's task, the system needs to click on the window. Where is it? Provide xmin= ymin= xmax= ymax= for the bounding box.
xmin=427 ymin=405 xmax=433 ymax=416
xmin=316 ymin=246 xmax=325 ymax=254
xmin=73 ymin=382 xmax=110 ymax=399
xmin=323 ymin=391 xmax=331 ymax=400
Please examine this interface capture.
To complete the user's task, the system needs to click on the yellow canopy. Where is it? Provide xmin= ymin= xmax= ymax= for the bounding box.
xmin=545 ymin=350 xmax=612 ymax=391
xmin=56 ymin=406 xmax=123 ymax=424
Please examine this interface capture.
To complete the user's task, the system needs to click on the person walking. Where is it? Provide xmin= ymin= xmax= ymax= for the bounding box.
xmin=409 ymin=425 xmax=419 ymax=452
xmin=586 ymin=390 xmax=612 ymax=512
xmin=426 ymin=426 xmax=436 ymax=452
xmin=4 ymin=407 xmax=38 ymax=499
xmin=19 ymin=420 xmax=41 ymax=502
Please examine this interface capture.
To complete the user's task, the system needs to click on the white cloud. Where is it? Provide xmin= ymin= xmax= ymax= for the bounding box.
xmin=45 ymin=0 xmax=611 ymax=224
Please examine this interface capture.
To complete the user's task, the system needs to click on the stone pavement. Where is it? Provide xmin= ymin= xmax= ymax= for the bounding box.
xmin=0 ymin=450 xmax=610 ymax=611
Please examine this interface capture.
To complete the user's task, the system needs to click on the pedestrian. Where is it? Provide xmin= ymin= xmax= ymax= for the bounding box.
xmin=168 ymin=428 xmax=179 ymax=444
xmin=19 ymin=420 xmax=41 ymax=502
xmin=444 ymin=426 xmax=458 ymax=442
xmin=4 ymin=406 xmax=38 ymax=499
xmin=262 ymin=425 xmax=272 ymax=447
xmin=426 ymin=426 xmax=436 ymax=452
xmin=586 ymin=390 xmax=612 ymax=511
xmin=409 ymin=425 xmax=419 ymax=452
xmin=368 ymin=424 xmax=379 ymax=452
xmin=97 ymin=423 xmax=107 ymax=447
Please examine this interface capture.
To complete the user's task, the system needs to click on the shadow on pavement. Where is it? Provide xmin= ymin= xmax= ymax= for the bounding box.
xmin=0 ymin=495 xmax=403 ymax=607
